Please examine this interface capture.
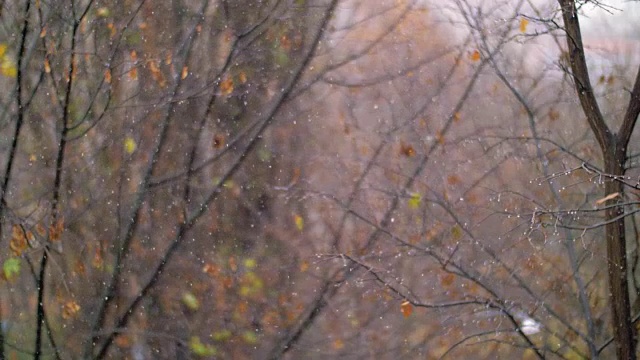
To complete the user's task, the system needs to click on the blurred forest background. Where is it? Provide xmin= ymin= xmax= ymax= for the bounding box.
xmin=0 ymin=0 xmax=639 ymax=359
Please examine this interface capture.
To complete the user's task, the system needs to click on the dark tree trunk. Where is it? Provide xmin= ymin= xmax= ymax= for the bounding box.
xmin=604 ymin=144 xmax=636 ymax=359
xmin=559 ymin=0 xmax=640 ymax=357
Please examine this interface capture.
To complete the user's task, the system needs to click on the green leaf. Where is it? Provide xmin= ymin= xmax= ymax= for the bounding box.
xmin=182 ymin=292 xmax=200 ymax=311
xmin=189 ymin=336 xmax=217 ymax=357
xmin=242 ymin=330 xmax=258 ymax=344
xmin=3 ymin=258 xmax=21 ymax=281
xmin=212 ymin=329 xmax=232 ymax=342
xmin=273 ymin=48 xmax=289 ymax=67
xmin=257 ymin=148 xmax=272 ymax=162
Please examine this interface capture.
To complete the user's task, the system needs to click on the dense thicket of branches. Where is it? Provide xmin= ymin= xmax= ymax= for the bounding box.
xmin=0 ymin=0 xmax=638 ymax=359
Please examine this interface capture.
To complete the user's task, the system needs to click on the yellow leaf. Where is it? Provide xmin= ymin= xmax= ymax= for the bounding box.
xmin=124 ymin=137 xmax=136 ymax=154
xmin=181 ymin=66 xmax=188 ymax=79
xmin=400 ymin=300 xmax=413 ymax=318
xmin=96 ymin=7 xmax=110 ymax=17
xmin=243 ymin=258 xmax=256 ymax=269
xmin=0 ymin=44 xmax=6 ymax=57
xmin=1 ymin=57 xmax=17 ymax=78
xmin=519 ymin=18 xmax=529 ymax=33
xmin=294 ymin=214 xmax=304 ymax=231
xmin=408 ymin=193 xmax=421 ymax=209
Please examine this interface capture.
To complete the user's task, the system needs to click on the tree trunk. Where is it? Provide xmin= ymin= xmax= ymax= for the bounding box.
xmin=604 ymin=144 xmax=636 ymax=360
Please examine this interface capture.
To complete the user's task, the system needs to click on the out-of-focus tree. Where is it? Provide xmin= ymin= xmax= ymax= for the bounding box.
xmin=271 ymin=0 xmax=640 ymax=359
xmin=1 ymin=0 xmax=640 ymax=359
xmin=0 ymin=0 xmax=342 ymax=358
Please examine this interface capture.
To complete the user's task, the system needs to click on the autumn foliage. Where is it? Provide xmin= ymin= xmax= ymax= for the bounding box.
xmin=0 ymin=0 xmax=638 ymax=359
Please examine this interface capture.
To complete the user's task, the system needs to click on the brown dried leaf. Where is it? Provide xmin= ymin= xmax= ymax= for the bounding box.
xmin=400 ymin=300 xmax=413 ymax=318
xmin=400 ymin=142 xmax=415 ymax=157
xmin=62 ymin=300 xmax=80 ymax=319
xmin=10 ymin=225 xmax=28 ymax=256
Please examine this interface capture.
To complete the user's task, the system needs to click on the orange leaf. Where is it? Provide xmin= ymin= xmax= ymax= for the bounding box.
xmin=128 ymin=51 xmax=138 ymax=80
xmin=104 ymin=68 xmax=112 ymax=84
xmin=400 ymin=300 xmax=413 ymax=318
xmin=10 ymin=225 xmax=27 ymax=256
xmin=202 ymin=263 xmax=220 ymax=277
xmin=333 ymin=339 xmax=344 ymax=350
xmin=35 ymin=223 xmax=47 ymax=236
xmin=49 ymin=217 xmax=64 ymax=242
xmin=115 ymin=334 xmax=132 ymax=348
xmin=148 ymin=60 xmax=166 ymax=88
xmin=470 ymin=50 xmax=481 ymax=62
xmin=238 ymin=71 xmax=247 ymax=84
xmin=229 ymin=256 xmax=237 ymax=272
xmin=107 ymin=23 xmax=116 ymax=38
xmin=519 ymin=18 xmax=529 ymax=33
xmin=74 ymin=259 xmax=86 ymax=275
xmin=220 ymin=76 xmax=234 ymax=96
xmin=300 ymin=260 xmax=309 ymax=272
xmin=400 ymin=142 xmax=416 ymax=157
xmin=128 ymin=67 xmax=137 ymax=80
xmin=62 ymin=300 xmax=81 ymax=319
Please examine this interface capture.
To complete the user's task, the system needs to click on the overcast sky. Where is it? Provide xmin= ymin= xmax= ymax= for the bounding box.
xmin=581 ymin=1 xmax=640 ymax=39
